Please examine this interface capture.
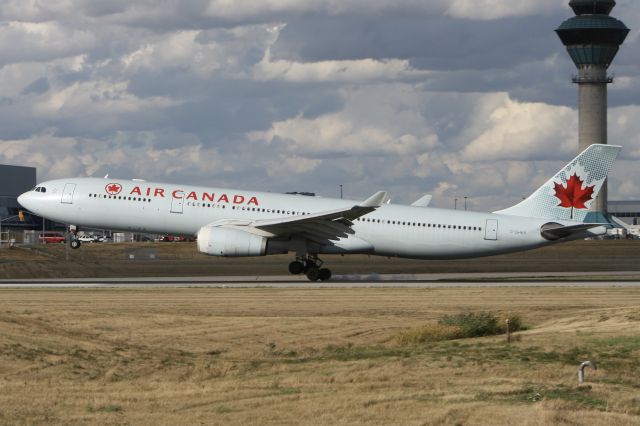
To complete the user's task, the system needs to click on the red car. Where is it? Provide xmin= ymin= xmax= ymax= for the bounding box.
xmin=39 ymin=232 xmax=66 ymax=244
xmin=160 ymin=235 xmax=182 ymax=242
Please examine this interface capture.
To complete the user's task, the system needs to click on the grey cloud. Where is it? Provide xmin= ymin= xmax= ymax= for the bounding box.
xmin=270 ymin=13 xmax=638 ymax=107
xmin=273 ymin=15 xmax=560 ymax=70
xmin=21 ymin=77 xmax=50 ymax=95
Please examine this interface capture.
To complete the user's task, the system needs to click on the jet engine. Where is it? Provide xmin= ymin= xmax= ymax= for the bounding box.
xmin=197 ymin=226 xmax=268 ymax=257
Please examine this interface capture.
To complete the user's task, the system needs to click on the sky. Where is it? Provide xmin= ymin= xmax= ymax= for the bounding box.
xmin=0 ymin=0 xmax=638 ymax=211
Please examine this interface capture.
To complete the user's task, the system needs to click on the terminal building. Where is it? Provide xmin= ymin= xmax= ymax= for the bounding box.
xmin=0 ymin=164 xmax=36 ymax=210
xmin=0 ymin=164 xmax=40 ymax=241
xmin=608 ymin=201 xmax=640 ymax=226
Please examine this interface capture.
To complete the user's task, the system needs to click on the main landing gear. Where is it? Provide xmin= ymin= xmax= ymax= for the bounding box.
xmin=288 ymin=255 xmax=332 ymax=281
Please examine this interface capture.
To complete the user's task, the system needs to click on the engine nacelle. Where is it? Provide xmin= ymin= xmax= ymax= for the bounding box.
xmin=197 ymin=226 xmax=267 ymax=257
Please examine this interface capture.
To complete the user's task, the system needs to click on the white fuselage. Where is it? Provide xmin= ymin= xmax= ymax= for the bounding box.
xmin=19 ymin=177 xmax=565 ymax=259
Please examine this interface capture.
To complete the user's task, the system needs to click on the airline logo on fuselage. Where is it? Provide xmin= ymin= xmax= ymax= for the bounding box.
xmin=105 ymin=185 xmax=259 ymax=206
xmin=105 ymin=183 xmax=123 ymax=195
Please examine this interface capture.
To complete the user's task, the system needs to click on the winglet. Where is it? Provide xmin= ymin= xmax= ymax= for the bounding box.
xmin=359 ymin=191 xmax=388 ymax=208
xmin=411 ymin=194 xmax=432 ymax=207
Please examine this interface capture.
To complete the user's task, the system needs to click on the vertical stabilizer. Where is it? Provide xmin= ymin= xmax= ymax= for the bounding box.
xmin=494 ymin=144 xmax=620 ymax=222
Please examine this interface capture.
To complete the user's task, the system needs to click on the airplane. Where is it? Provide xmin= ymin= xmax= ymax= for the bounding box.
xmin=18 ymin=144 xmax=620 ymax=281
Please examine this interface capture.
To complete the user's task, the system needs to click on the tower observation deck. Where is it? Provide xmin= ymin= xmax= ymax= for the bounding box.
xmin=555 ymin=0 xmax=629 ymax=218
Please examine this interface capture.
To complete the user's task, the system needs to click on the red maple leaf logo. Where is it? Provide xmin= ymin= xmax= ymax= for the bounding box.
xmin=105 ymin=183 xmax=122 ymax=195
xmin=553 ymin=173 xmax=594 ymax=218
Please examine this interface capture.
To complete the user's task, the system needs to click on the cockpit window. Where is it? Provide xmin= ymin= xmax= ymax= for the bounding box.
xmin=41 ymin=187 xmax=46 ymax=193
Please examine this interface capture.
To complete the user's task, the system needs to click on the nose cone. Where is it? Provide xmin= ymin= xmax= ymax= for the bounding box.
xmin=17 ymin=192 xmax=31 ymax=209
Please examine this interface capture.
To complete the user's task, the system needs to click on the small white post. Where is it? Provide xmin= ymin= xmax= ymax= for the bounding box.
xmin=578 ymin=361 xmax=597 ymax=384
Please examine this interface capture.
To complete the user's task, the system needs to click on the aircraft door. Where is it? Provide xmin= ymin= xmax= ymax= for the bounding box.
xmin=484 ymin=219 xmax=498 ymax=240
xmin=61 ymin=183 xmax=76 ymax=204
xmin=170 ymin=193 xmax=184 ymax=213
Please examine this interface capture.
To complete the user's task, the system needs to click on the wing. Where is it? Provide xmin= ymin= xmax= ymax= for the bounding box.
xmin=206 ymin=191 xmax=388 ymax=245
xmin=253 ymin=191 xmax=387 ymax=244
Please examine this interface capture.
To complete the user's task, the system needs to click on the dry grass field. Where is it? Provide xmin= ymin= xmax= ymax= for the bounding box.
xmin=0 ymin=239 xmax=639 ymax=279
xmin=1 ymin=287 xmax=639 ymax=425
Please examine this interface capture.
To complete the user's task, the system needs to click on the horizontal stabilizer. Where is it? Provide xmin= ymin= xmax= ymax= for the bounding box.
xmin=540 ymin=222 xmax=607 ymax=241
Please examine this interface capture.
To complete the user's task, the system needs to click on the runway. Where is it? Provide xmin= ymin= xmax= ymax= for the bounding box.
xmin=1 ymin=271 xmax=639 ymax=288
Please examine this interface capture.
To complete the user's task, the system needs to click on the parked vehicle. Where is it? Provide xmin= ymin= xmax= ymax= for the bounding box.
xmin=77 ymin=235 xmax=95 ymax=243
xmin=160 ymin=235 xmax=185 ymax=242
xmin=38 ymin=232 xmax=65 ymax=244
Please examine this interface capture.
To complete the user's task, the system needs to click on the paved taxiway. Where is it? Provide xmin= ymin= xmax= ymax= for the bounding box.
xmin=1 ymin=271 xmax=639 ymax=288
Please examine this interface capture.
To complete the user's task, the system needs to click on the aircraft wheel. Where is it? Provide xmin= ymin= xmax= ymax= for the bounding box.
xmin=305 ymin=266 xmax=320 ymax=281
xmin=70 ymin=240 xmax=81 ymax=250
xmin=318 ymin=268 xmax=332 ymax=281
xmin=288 ymin=261 xmax=304 ymax=275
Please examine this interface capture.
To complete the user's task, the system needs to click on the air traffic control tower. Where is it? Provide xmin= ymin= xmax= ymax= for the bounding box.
xmin=556 ymin=0 xmax=629 ymax=220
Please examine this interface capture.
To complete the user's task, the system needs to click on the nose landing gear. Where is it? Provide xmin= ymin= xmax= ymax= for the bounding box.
xmin=288 ymin=256 xmax=332 ymax=281
xmin=69 ymin=225 xmax=81 ymax=249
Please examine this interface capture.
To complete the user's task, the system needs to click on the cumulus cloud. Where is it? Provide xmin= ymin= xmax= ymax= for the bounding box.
xmin=462 ymin=94 xmax=577 ymax=161
xmin=249 ymin=85 xmax=440 ymax=158
xmin=610 ymin=105 xmax=640 ymax=159
xmin=255 ymin=54 xmax=429 ymax=83
xmin=0 ymin=131 xmax=224 ymax=183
